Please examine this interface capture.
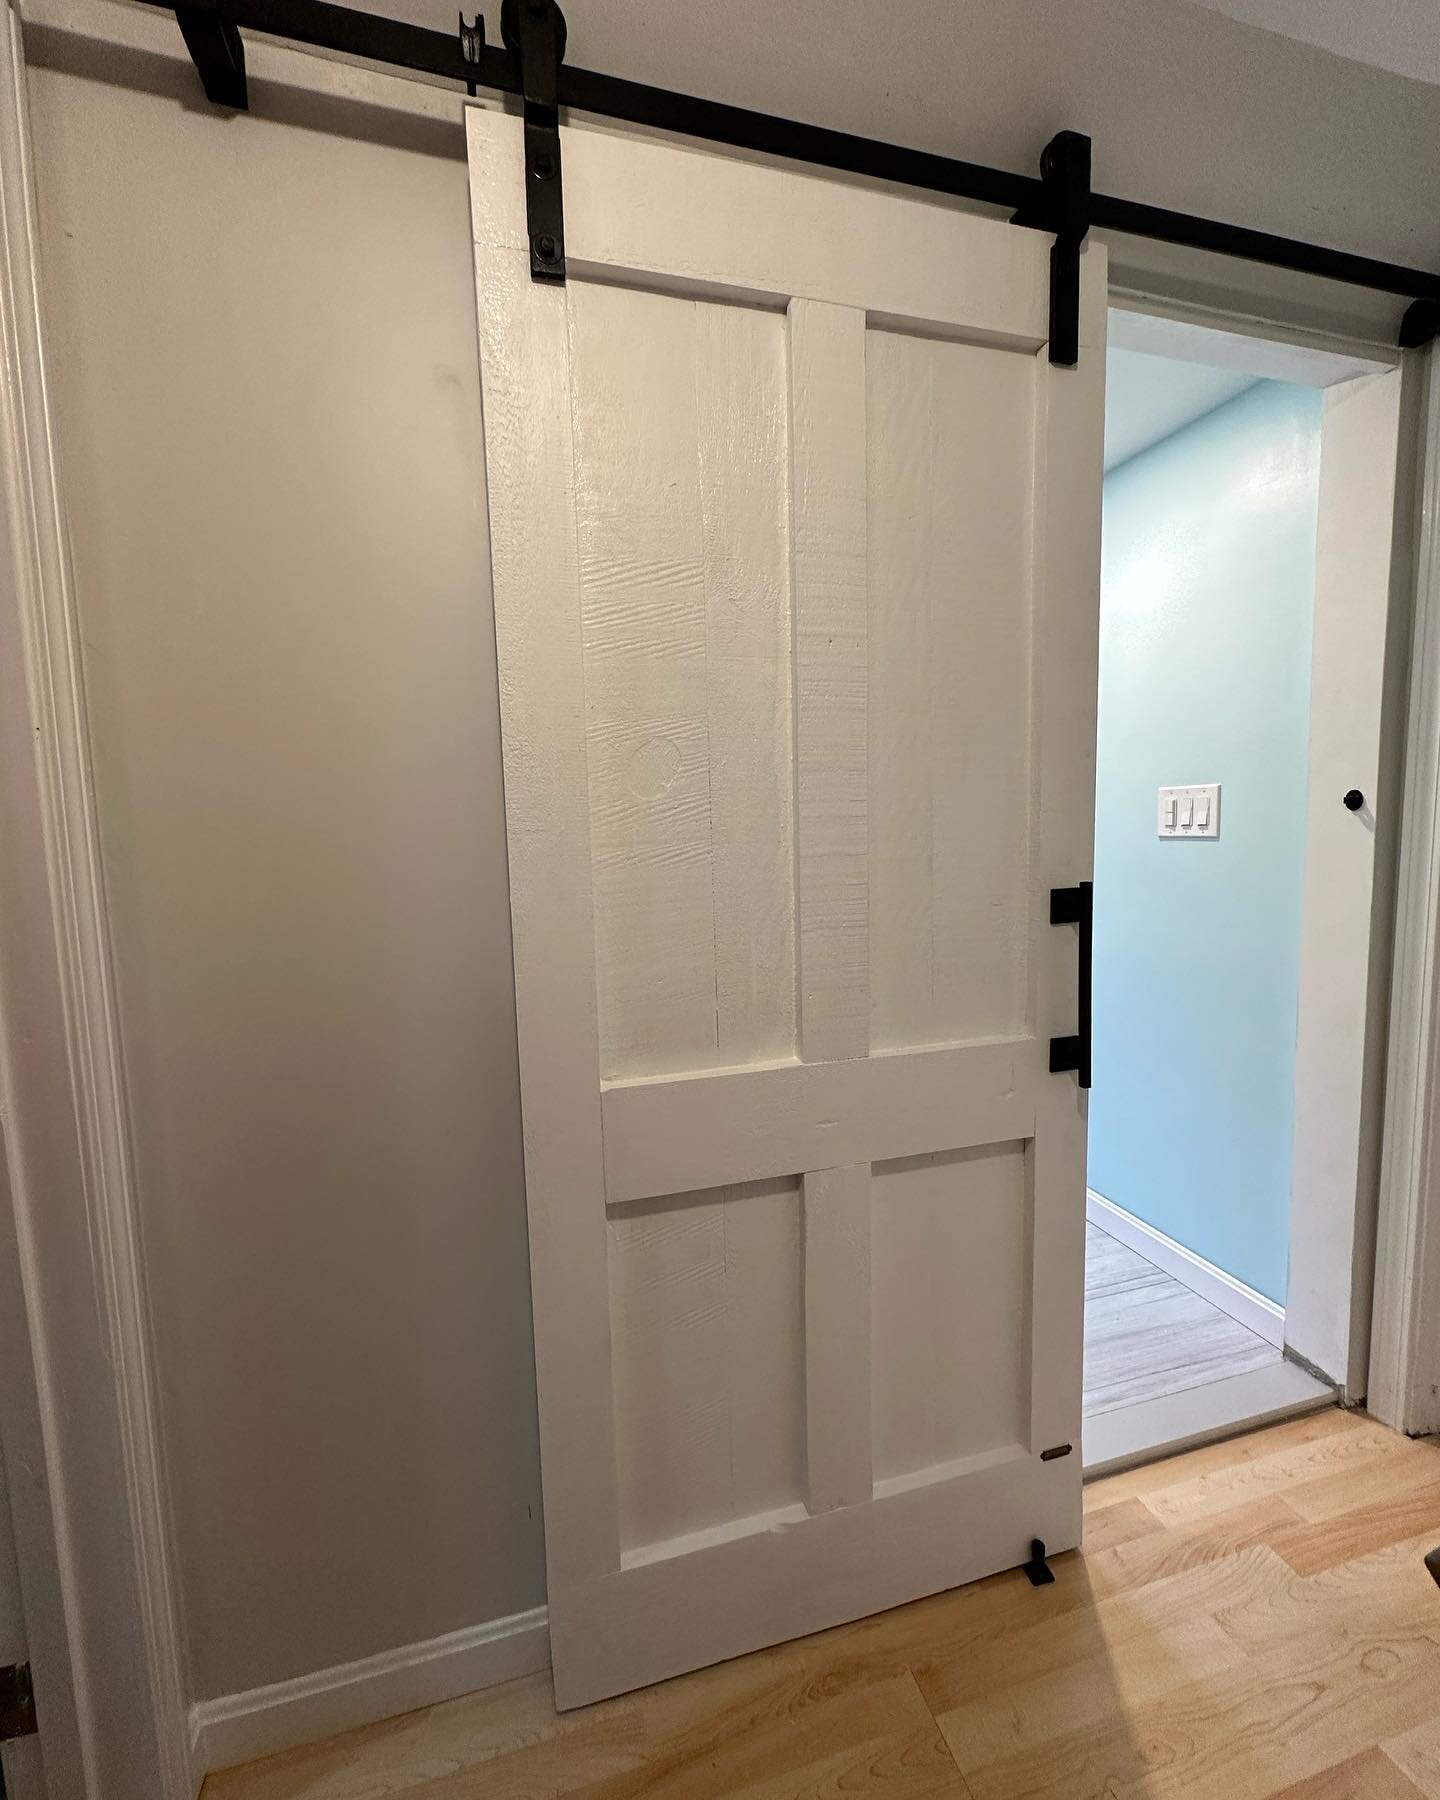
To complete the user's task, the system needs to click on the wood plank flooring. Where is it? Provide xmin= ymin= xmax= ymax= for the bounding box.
xmin=1083 ymin=1221 xmax=1281 ymax=1417
xmin=204 ymin=1408 xmax=1440 ymax=1800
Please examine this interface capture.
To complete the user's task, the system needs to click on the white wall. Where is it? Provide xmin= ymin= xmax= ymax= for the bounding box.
xmin=20 ymin=0 xmax=1440 ymax=1735
xmin=24 ymin=9 xmax=543 ymax=1705
xmin=1185 ymin=0 xmax=1440 ymax=87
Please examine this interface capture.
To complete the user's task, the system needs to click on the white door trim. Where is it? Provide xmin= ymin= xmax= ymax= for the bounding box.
xmin=1285 ymin=364 xmax=1407 ymax=1401
xmin=1107 ymin=284 xmax=1403 ymax=374
xmin=0 ymin=6 xmax=191 ymax=1795
xmin=1370 ymin=347 xmax=1440 ymax=1437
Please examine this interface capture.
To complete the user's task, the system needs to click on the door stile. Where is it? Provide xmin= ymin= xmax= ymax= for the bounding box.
xmin=1029 ymin=270 xmax=1107 ymax=1464
xmin=787 ymin=295 xmax=878 ymax=1525
xmin=802 ymin=1162 xmax=873 ymax=1514
xmin=476 ymin=246 xmax=621 ymax=1589
xmin=787 ymin=297 xmax=870 ymax=1066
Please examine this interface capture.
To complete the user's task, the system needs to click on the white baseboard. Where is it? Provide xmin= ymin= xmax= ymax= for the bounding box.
xmin=189 ymin=1604 xmax=550 ymax=1788
xmin=184 ymin=1195 xmax=1285 ymax=1786
xmin=1087 ymin=1189 xmax=1286 ymax=1347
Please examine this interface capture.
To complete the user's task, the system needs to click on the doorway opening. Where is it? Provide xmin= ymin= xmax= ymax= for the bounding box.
xmin=1081 ymin=304 xmax=1404 ymax=1474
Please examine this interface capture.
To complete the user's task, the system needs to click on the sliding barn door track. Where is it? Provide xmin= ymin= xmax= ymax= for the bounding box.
xmin=159 ymin=0 xmax=1440 ymax=364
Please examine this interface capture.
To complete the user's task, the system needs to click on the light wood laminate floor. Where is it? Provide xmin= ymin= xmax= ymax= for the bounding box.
xmin=205 ymin=1408 xmax=1440 ymax=1800
xmin=1083 ymin=1220 xmax=1280 ymax=1418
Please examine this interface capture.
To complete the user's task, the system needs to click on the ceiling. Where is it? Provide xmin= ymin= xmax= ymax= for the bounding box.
xmin=1183 ymin=0 xmax=1440 ymax=87
xmin=1104 ymin=351 xmax=1256 ymax=473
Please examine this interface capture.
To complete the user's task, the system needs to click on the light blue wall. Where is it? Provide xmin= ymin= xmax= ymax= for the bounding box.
xmin=1087 ymin=379 xmax=1322 ymax=1305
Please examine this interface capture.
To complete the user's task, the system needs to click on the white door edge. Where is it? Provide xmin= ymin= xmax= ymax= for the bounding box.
xmin=1371 ymin=347 xmax=1440 ymax=1437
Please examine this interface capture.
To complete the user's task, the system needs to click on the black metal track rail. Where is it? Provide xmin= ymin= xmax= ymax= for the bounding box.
xmin=1090 ymin=194 xmax=1440 ymax=305
xmin=149 ymin=0 xmax=1440 ymax=339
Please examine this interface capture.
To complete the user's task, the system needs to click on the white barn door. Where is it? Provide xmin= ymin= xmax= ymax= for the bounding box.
xmin=468 ymin=108 xmax=1106 ymax=1709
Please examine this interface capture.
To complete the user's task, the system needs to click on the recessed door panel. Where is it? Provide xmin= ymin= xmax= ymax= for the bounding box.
xmin=569 ymin=283 xmax=796 ymax=1081
xmin=867 ymin=330 xmax=1035 ymax=1052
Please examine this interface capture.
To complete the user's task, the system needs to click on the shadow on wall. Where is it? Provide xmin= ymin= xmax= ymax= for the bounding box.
xmin=1087 ymin=379 xmax=1323 ymax=1307
xmin=24 ymin=22 xmax=468 ymax=160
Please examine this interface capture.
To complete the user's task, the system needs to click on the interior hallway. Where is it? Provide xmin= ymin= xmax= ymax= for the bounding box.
xmin=1083 ymin=1220 xmax=1282 ymax=1419
xmin=200 ymin=1408 xmax=1440 ymax=1799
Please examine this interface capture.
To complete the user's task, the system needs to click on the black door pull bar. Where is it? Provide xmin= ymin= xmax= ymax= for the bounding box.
xmin=1049 ymin=881 xmax=1093 ymax=1090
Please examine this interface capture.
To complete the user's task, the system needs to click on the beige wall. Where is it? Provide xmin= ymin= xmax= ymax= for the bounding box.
xmin=24 ymin=14 xmax=542 ymax=1700
xmin=21 ymin=0 xmax=1440 ymax=1715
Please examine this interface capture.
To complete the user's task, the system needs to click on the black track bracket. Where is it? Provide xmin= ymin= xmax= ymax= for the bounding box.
xmin=1401 ymin=298 xmax=1440 ymax=350
xmin=174 ymin=0 xmax=248 ymax=109
xmin=1023 ymin=1538 xmax=1056 ymax=1587
xmin=502 ymin=0 xmax=568 ymax=283
xmin=1013 ymin=131 xmax=1091 ymax=367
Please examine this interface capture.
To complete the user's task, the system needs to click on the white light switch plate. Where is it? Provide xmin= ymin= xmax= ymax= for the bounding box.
xmin=1158 ymin=783 xmax=1221 ymax=839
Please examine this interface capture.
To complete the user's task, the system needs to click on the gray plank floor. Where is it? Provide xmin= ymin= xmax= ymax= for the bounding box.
xmin=1082 ymin=1221 xmax=1281 ymax=1418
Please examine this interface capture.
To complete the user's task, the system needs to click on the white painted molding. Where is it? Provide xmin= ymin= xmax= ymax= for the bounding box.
xmin=1082 ymin=1360 xmax=1334 ymax=1479
xmin=1108 ymin=302 xmax=1395 ymax=387
xmin=1086 ymin=1190 xmax=1285 ymax=1347
xmin=1285 ymin=367 xmax=1404 ymax=1403
xmin=1372 ymin=348 xmax=1440 ymax=1438
xmin=191 ymin=1606 xmax=551 ymax=1783
xmin=0 ymin=5 xmax=191 ymax=1795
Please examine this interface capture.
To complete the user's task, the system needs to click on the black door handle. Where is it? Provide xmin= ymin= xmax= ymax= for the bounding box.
xmin=1049 ymin=881 xmax=1093 ymax=1090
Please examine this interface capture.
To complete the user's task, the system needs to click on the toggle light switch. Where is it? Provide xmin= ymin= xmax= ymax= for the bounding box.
xmin=1158 ymin=784 xmax=1221 ymax=839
